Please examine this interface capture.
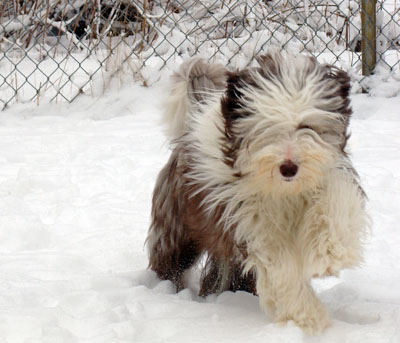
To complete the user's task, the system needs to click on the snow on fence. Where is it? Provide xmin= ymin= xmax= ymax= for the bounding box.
xmin=0 ymin=0 xmax=399 ymax=109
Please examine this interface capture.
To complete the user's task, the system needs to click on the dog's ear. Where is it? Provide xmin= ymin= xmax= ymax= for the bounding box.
xmin=221 ymin=70 xmax=256 ymax=126
xmin=324 ymin=66 xmax=351 ymax=101
xmin=319 ymin=65 xmax=352 ymax=152
xmin=255 ymin=53 xmax=282 ymax=79
xmin=322 ymin=66 xmax=352 ymax=122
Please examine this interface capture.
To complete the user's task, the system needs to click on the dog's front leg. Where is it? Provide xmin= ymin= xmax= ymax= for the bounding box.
xmin=251 ymin=251 xmax=331 ymax=335
xmin=300 ymin=171 xmax=368 ymax=279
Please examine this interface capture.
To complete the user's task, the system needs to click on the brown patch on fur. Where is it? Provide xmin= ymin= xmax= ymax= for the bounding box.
xmin=220 ymin=70 xmax=257 ymax=169
xmin=147 ymin=143 xmax=255 ymax=295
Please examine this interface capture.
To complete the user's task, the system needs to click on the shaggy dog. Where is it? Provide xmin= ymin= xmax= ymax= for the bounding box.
xmin=146 ymin=51 xmax=368 ymax=334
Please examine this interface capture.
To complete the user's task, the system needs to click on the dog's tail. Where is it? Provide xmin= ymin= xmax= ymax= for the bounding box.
xmin=162 ymin=57 xmax=227 ymax=141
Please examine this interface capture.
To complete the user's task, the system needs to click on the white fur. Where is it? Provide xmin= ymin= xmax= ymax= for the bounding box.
xmin=162 ymin=57 xmax=227 ymax=141
xmin=162 ymin=74 xmax=190 ymax=141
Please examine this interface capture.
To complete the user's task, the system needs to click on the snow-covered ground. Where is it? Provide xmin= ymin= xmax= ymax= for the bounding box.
xmin=0 ymin=80 xmax=400 ymax=342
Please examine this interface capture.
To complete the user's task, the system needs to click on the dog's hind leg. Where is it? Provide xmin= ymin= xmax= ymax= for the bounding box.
xmin=148 ymin=233 xmax=200 ymax=291
xmin=199 ymin=258 xmax=257 ymax=296
xmin=146 ymin=148 xmax=201 ymax=291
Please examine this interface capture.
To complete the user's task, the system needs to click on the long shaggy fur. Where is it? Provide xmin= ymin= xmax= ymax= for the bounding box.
xmin=147 ymin=51 xmax=368 ymax=335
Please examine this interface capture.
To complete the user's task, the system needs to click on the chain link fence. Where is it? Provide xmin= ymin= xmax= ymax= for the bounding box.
xmin=1 ymin=0 xmax=399 ymax=109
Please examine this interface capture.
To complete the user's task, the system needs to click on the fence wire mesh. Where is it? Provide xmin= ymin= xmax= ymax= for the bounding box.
xmin=1 ymin=0 xmax=399 ymax=109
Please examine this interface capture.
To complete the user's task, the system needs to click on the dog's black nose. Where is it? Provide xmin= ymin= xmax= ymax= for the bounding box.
xmin=280 ymin=161 xmax=298 ymax=178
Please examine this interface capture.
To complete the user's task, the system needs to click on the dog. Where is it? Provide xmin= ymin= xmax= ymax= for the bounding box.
xmin=146 ymin=51 xmax=368 ymax=334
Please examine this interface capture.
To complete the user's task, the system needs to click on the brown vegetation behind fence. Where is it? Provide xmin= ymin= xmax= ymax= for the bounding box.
xmin=1 ymin=0 xmax=399 ymax=109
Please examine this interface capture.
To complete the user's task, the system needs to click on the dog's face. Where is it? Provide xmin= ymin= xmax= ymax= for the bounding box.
xmin=220 ymin=52 xmax=352 ymax=197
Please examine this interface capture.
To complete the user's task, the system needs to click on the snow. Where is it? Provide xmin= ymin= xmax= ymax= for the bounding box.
xmin=0 ymin=81 xmax=400 ymax=342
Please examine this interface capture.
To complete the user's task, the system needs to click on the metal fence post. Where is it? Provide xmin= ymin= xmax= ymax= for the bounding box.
xmin=361 ymin=0 xmax=377 ymax=76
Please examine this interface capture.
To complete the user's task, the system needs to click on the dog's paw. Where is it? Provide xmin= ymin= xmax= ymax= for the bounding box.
xmin=313 ymin=266 xmax=339 ymax=278
xmin=310 ymin=239 xmax=355 ymax=278
xmin=276 ymin=301 xmax=331 ymax=335
xmin=294 ymin=309 xmax=331 ymax=335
